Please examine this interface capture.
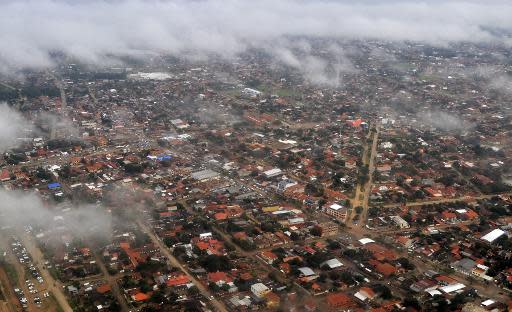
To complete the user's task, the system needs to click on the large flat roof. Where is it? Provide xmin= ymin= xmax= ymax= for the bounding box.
xmin=481 ymin=228 xmax=506 ymax=243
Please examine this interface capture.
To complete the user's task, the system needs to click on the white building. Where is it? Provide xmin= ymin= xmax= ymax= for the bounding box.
xmin=391 ymin=215 xmax=410 ymax=229
xmin=250 ymin=283 xmax=270 ymax=298
xmin=324 ymin=203 xmax=347 ymax=221
xmin=191 ymin=169 xmax=220 ymax=181
xmin=321 ymin=258 xmax=344 ymax=269
xmin=481 ymin=229 xmax=506 ymax=243
xmin=264 ymin=168 xmax=283 ymax=178
xmin=242 ymin=88 xmax=262 ymax=97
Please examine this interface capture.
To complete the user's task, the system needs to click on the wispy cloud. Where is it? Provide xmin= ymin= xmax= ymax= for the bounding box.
xmin=0 ymin=189 xmax=111 ymax=239
xmin=0 ymin=103 xmax=33 ymax=152
xmin=1 ymin=0 xmax=512 ymax=73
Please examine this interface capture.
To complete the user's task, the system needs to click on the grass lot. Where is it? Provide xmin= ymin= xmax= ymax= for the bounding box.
xmin=393 ymin=62 xmax=416 ymax=72
xmin=257 ymin=84 xmax=301 ymax=97
xmin=220 ymin=88 xmax=241 ymax=96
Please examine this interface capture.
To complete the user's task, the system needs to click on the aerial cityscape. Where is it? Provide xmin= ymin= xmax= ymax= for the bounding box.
xmin=1 ymin=1 xmax=512 ymax=312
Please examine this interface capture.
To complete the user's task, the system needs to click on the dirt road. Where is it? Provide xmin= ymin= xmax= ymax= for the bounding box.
xmin=137 ymin=221 xmax=228 ymax=312
xmin=20 ymin=234 xmax=73 ymax=312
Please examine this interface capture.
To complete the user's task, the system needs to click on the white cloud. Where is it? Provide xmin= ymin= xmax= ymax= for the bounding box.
xmin=0 ymin=103 xmax=32 ymax=152
xmin=1 ymin=0 xmax=512 ymax=73
xmin=0 ymin=189 xmax=111 ymax=239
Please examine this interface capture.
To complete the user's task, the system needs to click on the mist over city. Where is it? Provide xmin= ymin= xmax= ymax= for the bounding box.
xmin=0 ymin=1 xmax=512 ymax=312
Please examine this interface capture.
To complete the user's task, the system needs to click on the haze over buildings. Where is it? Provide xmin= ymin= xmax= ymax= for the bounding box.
xmin=0 ymin=1 xmax=512 ymax=312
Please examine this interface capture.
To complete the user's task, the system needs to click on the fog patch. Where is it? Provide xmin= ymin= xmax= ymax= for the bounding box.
xmin=0 ymin=189 xmax=111 ymax=240
xmin=0 ymin=102 xmax=33 ymax=152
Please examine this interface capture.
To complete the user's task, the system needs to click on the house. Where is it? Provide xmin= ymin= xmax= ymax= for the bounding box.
xmin=441 ymin=211 xmax=457 ymax=223
xmin=390 ymin=215 xmax=410 ymax=229
xmin=317 ymin=222 xmax=339 ymax=237
xmin=277 ymin=178 xmax=298 ymax=192
xmin=326 ymin=292 xmax=357 ymax=310
xmin=396 ymin=236 xmax=414 ymax=248
xmin=67 ymin=285 xmax=78 ymax=295
xmin=260 ymin=251 xmax=278 ymax=264
xmin=48 ymin=182 xmax=62 ymax=190
xmin=251 ymin=282 xmax=270 ymax=298
xmin=0 ymin=169 xmax=10 ymax=182
xmin=471 ymin=265 xmax=492 ymax=281
xmin=369 ymin=260 xmax=397 ymax=277
xmin=264 ymin=168 xmax=283 ymax=178
xmin=208 ymin=271 xmax=232 ymax=286
xmin=298 ymin=267 xmax=318 ymax=282
xmin=229 ymin=295 xmax=252 ymax=308
xmin=452 ymin=258 xmax=476 ymax=276
xmin=96 ymin=284 xmax=111 ymax=294
xmin=321 ymin=258 xmax=343 ymax=270
xmin=364 ymin=243 xmax=397 ymax=261
xmin=455 ymin=209 xmax=479 ymax=220
xmin=131 ymin=292 xmax=150 ymax=302
xmin=410 ymin=279 xmax=437 ymax=293
xmin=439 ymin=283 xmax=465 ymax=294
xmin=354 ymin=287 xmax=377 ymax=302
xmin=279 ymin=263 xmax=291 ymax=274
xmin=166 ymin=275 xmax=190 ymax=287
xmin=242 ymin=88 xmax=262 ymax=97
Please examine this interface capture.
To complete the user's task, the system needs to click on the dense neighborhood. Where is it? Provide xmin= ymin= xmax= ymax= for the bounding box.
xmin=0 ymin=39 xmax=512 ymax=312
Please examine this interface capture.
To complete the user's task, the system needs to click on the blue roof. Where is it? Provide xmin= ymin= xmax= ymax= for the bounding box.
xmin=48 ymin=182 xmax=61 ymax=189
xmin=157 ymin=155 xmax=172 ymax=161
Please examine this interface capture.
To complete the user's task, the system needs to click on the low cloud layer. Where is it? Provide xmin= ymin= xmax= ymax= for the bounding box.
xmin=1 ymin=0 xmax=512 ymax=73
xmin=417 ymin=110 xmax=472 ymax=132
xmin=270 ymin=42 xmax=357 ymax=87
xmin=0 ymin=103 xmax=32 ymax=152
xmin=0 ymin=189 xmax=111 ymax=239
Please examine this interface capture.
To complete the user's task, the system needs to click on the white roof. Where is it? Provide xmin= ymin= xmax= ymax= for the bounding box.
xmin=279 ymin=139 xmax=297 ymax=145
xmin=330 ymin=203 xmax=343 ymax=210
xmin=264 ymin=168 xmax=282 ymax=176
xmin=359 ymin=238 xmax=375 ymax=245
xmin=440 ymin=283 xmax=465 ymax=293
xmin=322 ymin=258 xmax=343 ymax=269
xmin=243 ymin=87 xmax=261 ymax=94
xmin=354 ymin=291 xmax=368 ymax=301
xmin=481 ymin=299 xmax=495 ymax=307
xmin=426 ymin=288 xmax=442 ymax=296
xmin=191 ymin=169 xmax=219 ymax=180
xmin=251 ymin=282 xmax=269 ymax=292
xmin=272 ymin=210 xmax=291 ymax=215
xmin=298 ymin=267 xmax=316 ymax=276
xmin=481 ymin=229 xmax=506 ymax=243
xmin=288 ymin=217 xmax=304 ymax=224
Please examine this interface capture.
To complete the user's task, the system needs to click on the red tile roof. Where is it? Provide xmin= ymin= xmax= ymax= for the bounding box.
xmin=96 ymin=284 xmax=111 ymax=294
xmin=167 ymin=275 xmax=190 ymax=287
xmin=326 ymin=292 xmax=357 ymax=309
xmin=208 ymin=271 xmax=232 ymax=283
xmin=132 ymin=292 xmax=150 ymax=302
